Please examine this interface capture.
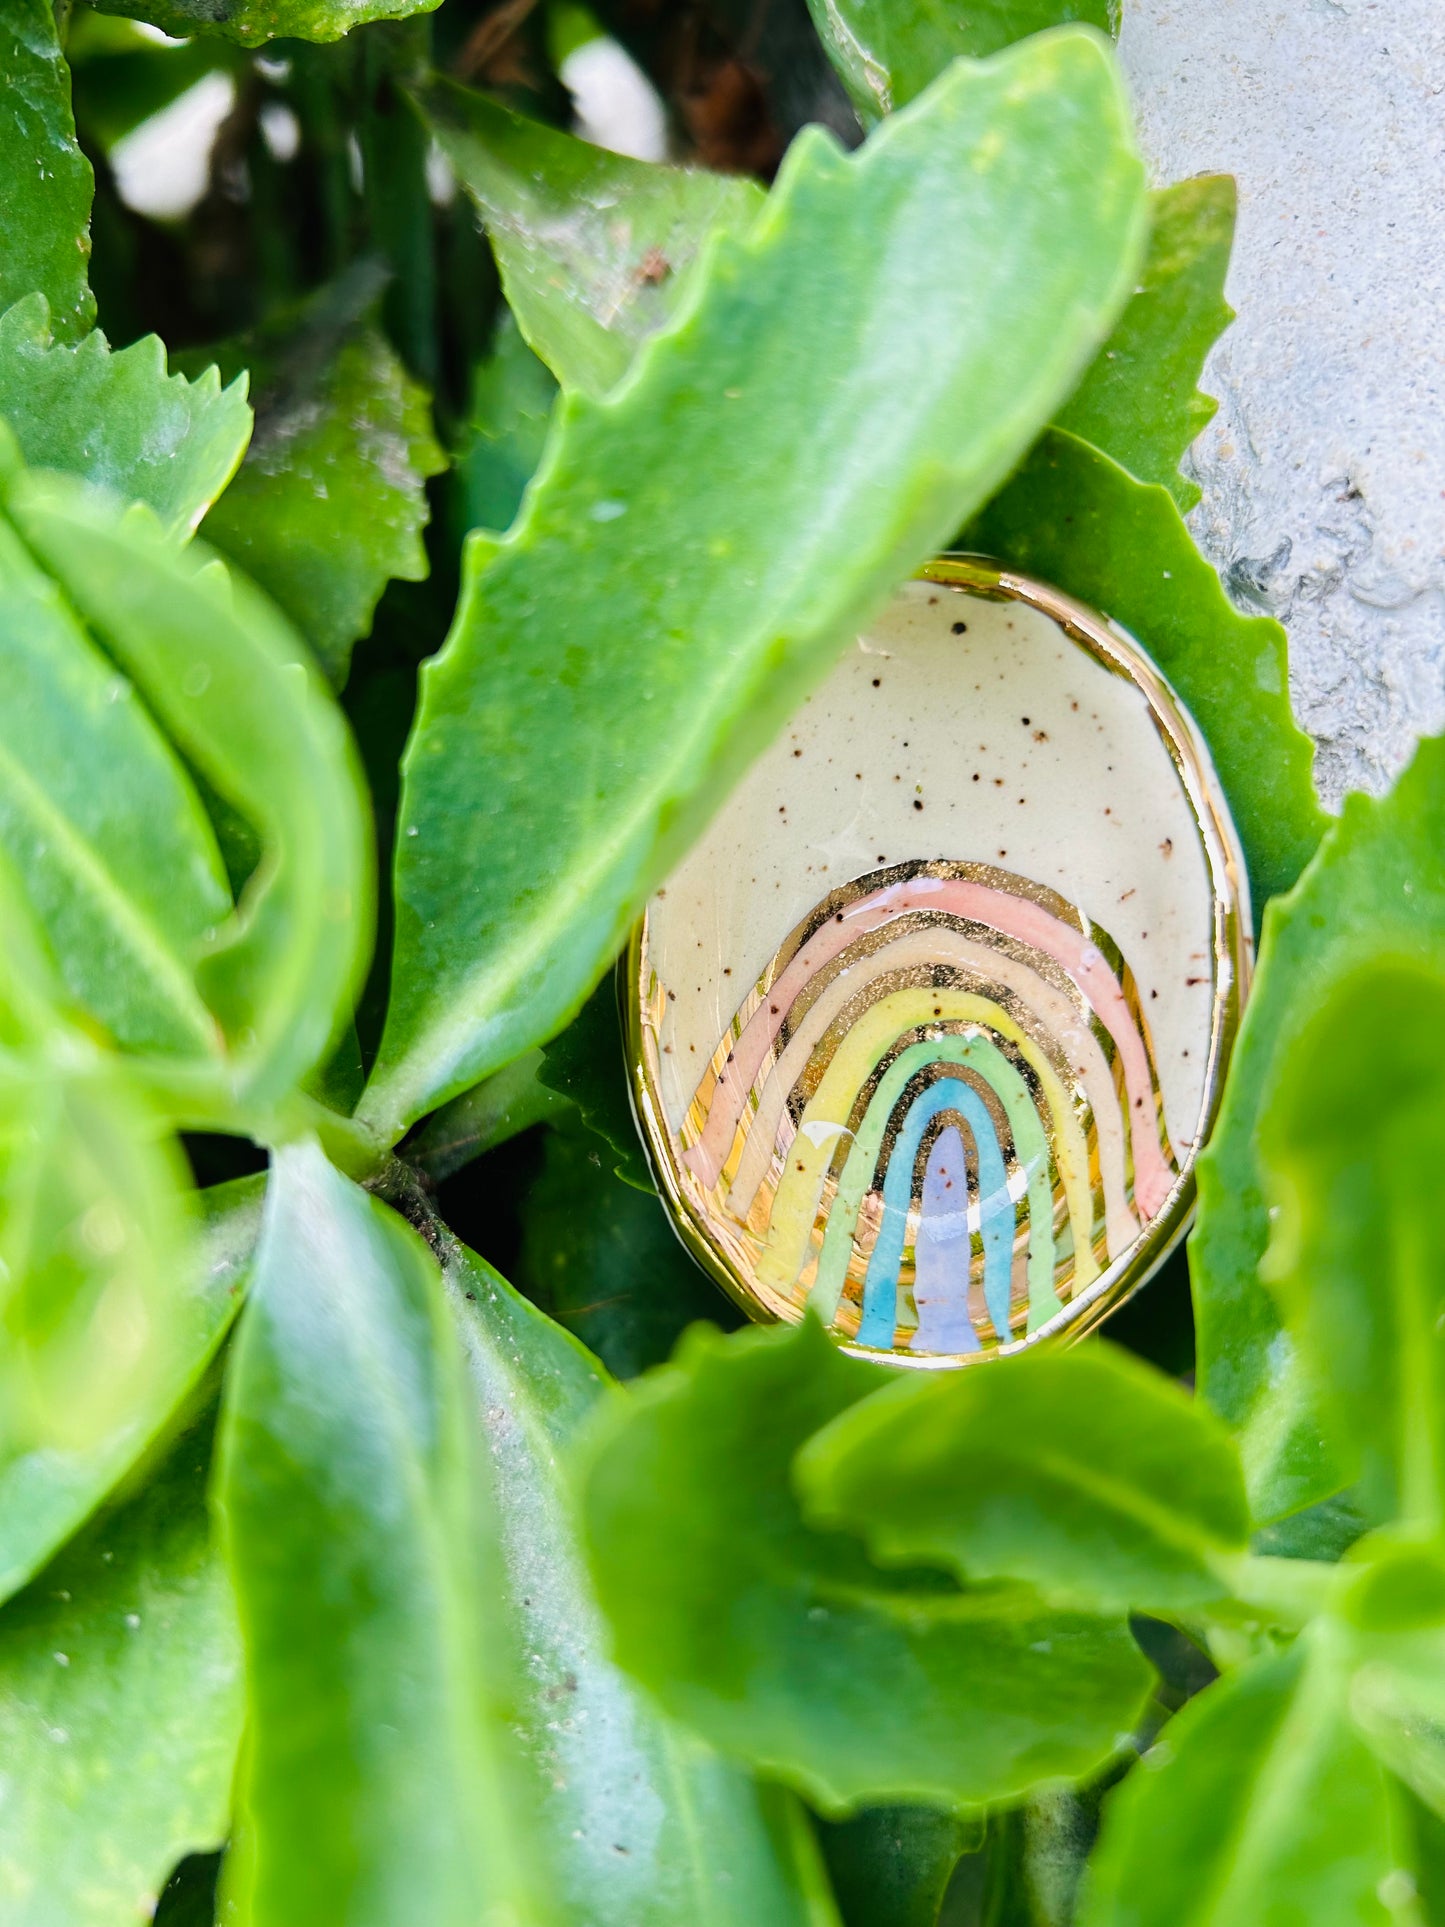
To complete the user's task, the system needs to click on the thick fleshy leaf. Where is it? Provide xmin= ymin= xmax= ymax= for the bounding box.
xmin=0 ymin=1051 xmax=191 ymax=1487
xmin=198 ymin=303 xmax=444 ymax=685
xmin=1252 ymin=1491 xmax=1369 ymax=1565
xmin=88 ymin=0 xmax=440 ymax=50
xmin=819 ymin=1806 xmax=982 ymax=1927
xmin=360 ymin=33 xmax=1148 ymax=1142
xmin=963 ymin=427 xmax=1325 ymax=911
xmin=1056 ymin=177 xmax=1235 ymax=508
xmin=10 ymin=476 xmax=374 ymax=1114
xmin=798 ymin=10 xmax=1235 ymax=503
xmin=1191 ymin=734 xmax=1445 ymax=1524
xmin=1333 ymin=1543 xmax=1445 ymax=1820
xmin=215 ymin=1143 xmax=545 ymax=1927
xmin=0 ymin=862 xmax=226 ymax=1594
xmin=0 ymin=1420 xmax=243 ymax=1927
xmin=0 ymin=1065 xmax=184 ymax=1435
xmin=419 ymin=79 xmax=764 ymax=399
xmin=1260 ymin=960 xmax=1445 ymax=1530
xmin=444 ymin=1240 xmax=842 ymax=1926
xmin=1079 ymin=1638 xmax=1420 ymax=1927
xmin=0 ymin=0 xmax=94 ymax=340
xmin=798 ymin=1343 xmax=1249 ymax=1614
xmin=445 ymin=98 xmax=1226 ymax=516
xmin=0 ymin=848 xmax=62 ymax=1050
xmin=517 ymin=1122 xmax=734 ymax=1380
xmin=578 ymin=1316 xmax=1153 ymax=1812
xmin=0 ymin=445 xmax=232 ymax=1060
xmin=803 ymin=0 xmax=1115 ymax=124
xmin=0 ymin=296 xmax=251 ymax=538
xmin=0 ymin=1174 xmax=258 ymax=1607
xmin=537 ymin=977 xmax=653 ymax=1193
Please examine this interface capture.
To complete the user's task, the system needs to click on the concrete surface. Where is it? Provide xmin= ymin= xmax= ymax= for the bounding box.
xmin=1120 ymin=1 xmax=1445 ymax=805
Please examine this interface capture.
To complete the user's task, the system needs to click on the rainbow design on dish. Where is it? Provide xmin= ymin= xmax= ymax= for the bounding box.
xmin=677 ymin=861 xmax=1176 ymax=1356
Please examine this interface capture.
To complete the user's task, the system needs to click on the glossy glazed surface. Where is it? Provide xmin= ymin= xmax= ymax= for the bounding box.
xmin=630 ymin=563 xmax=1249 ymax=1363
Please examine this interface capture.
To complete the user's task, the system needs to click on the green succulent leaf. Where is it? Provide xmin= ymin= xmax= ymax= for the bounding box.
xmin=417 ymin=79 xmax=764 ymax=400
xmin=9 ymin=473 xmax=374 ymax=1115
xmin=818 ymin=1805 xmax=982 ymax=1927
xmin=798 ymin=1342 xmax=1250 ymax=1614
xmin=803 ymin=0 xmax=1116 ymax=124
xmin=0 ymin=0 xmax=94 ymax=341
xmin=962 ymin=427 xmax=1326 ymax=911
xmin=1056 ymin=177 xmax=1236 ymax=508
xmin=0 ymin=448 xmax=233 ymax=1060
xmin=215 ymin=1142 xmax=546 ymax=1927
xmin=88 ymin=0 xmax=440 ymax=50
xmin=578 ymin=1315 xmax=1154 ymax=1813
xmin=1079 ymin=1637 xmax=1421 ymax=1927
xmin=361 ymin=32 xmax=1148 ymax=1142
xmin=537 ymin=976 xmax=654 ymax=1193
xmin=517 ymin=1121 xmax=734 ymax=1380
xmin=0 ymin=1174 xmax=258 ymax=1608
xmin=444 ymin=1239 xmax=843 ymax=1927
xmin=1259 ymin=959 xmax=1445 ymax=1531
xmin=197 ymin=293 xmax=445 ymax=686
xmin=0 ymin=1061 xmax=189 ymax=1492
xmin=1252 ymin=1490 xmax=1370 ymax=1565
xmin=802 ymin=13 xmax=1232 ymax=505
xmin=0 ymin=296 xmax=251 ymax=539
xmin=1332 ymin=1541 xmax=1445 ymax=1821
xmin=1192 ymin=734 xmax=1445 ymax=1524
xmin=0 ymin=1420 xmax=243 ymax=1927
xmin=0 ymin=872 xmax=195 ymax=1511
xmin=0 ymin=861 xmax=252 ymax=1606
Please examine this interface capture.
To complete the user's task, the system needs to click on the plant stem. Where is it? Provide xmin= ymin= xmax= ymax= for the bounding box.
xmin=405 ymin=1048 xmax=571 ymax=1182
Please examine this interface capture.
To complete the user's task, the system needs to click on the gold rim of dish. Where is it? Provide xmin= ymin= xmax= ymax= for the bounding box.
xmin=619 ymin=554 xmax=1254 ymax=1367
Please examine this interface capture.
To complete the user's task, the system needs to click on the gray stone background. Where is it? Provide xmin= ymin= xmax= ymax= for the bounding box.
xmin=1119 ymin=1 xmax=1445 ymax=806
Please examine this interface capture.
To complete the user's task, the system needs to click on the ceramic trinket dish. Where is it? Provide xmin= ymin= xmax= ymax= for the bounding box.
xmin=626 ymin=557 xmax=1250 ymax=1365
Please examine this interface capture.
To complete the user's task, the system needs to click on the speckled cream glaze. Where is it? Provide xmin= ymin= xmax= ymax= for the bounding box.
xmin=630 ymin=565 xmax=1249 ymax=1363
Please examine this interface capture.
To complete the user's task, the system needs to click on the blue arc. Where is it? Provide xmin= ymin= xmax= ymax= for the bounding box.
xmin=856 ymin=1076 xmax=1014 ymax=1349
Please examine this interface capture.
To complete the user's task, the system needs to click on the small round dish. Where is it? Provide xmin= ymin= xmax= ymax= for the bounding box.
xmin=624 ymin=556 xmax=1251 ymax=1365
